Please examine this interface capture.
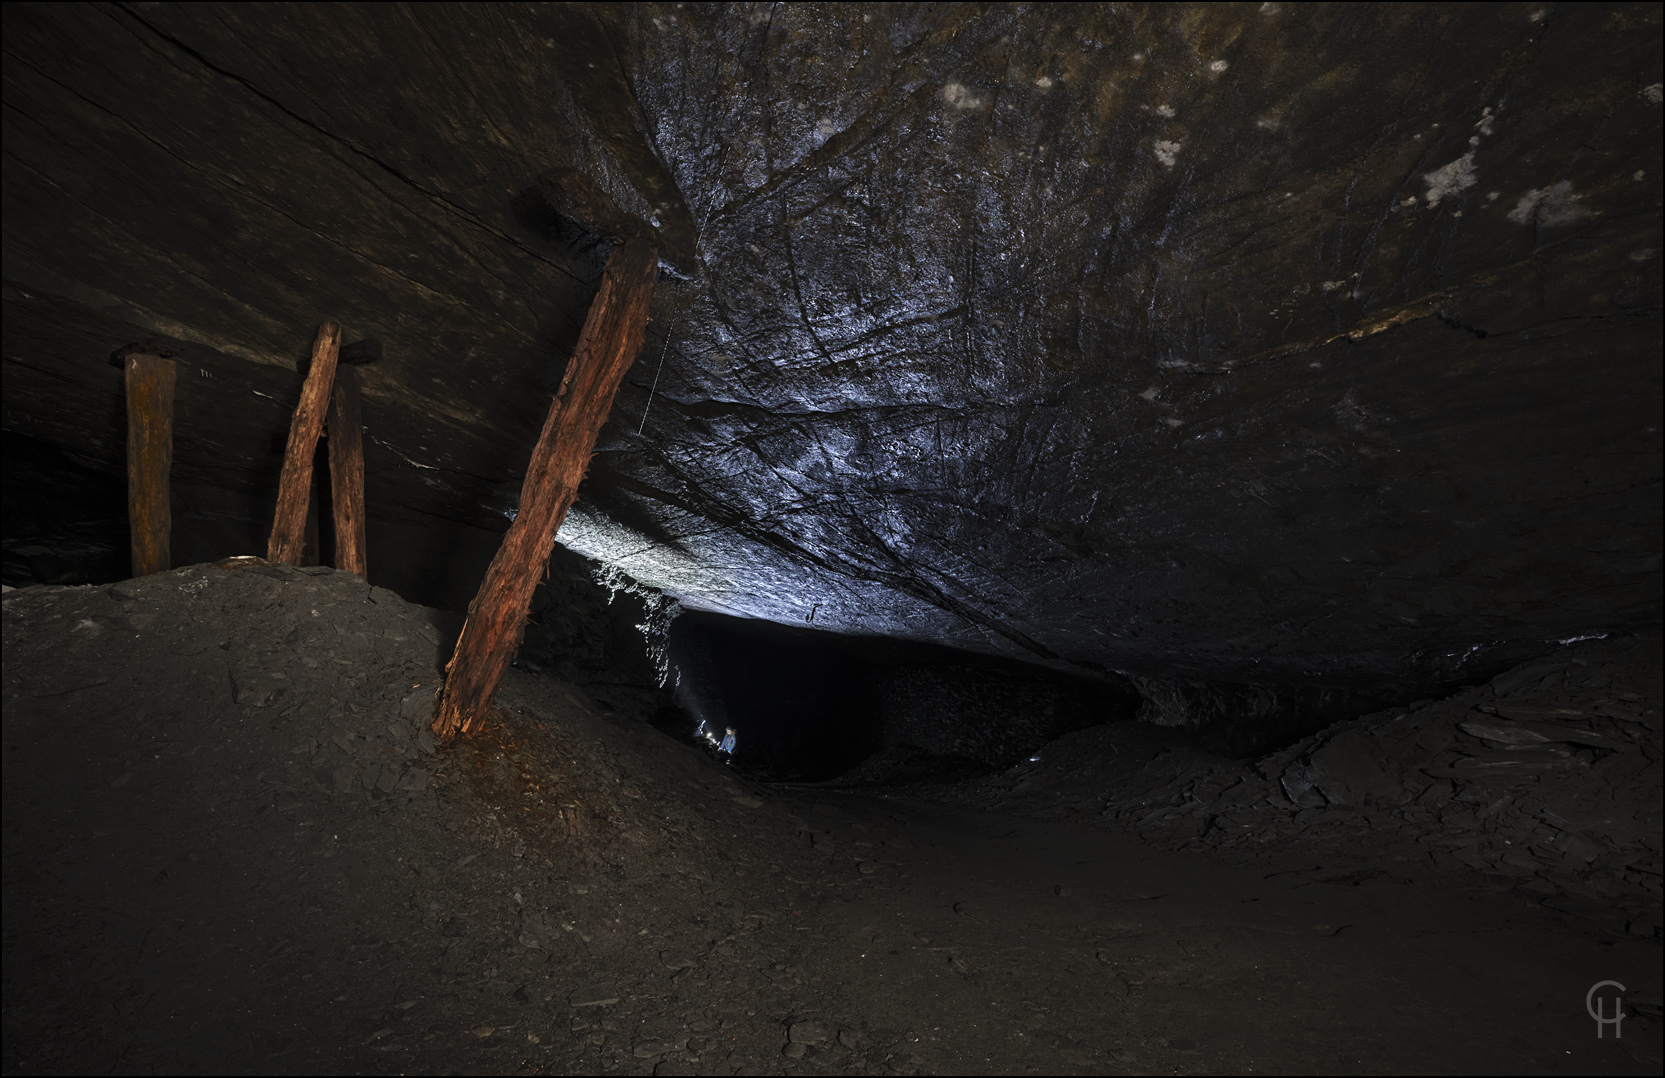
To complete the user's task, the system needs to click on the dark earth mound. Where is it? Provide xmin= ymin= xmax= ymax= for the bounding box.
xmin=4 ymin=564 xmax=1661 ymax=1074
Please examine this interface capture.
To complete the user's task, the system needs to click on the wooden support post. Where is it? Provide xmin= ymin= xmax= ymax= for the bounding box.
xmin=121 ymin=351 xmax=177 ymax=577
xmin=325 ymin=364 xmax=368 ymax=577
xmin=433 ymin=238 xmax=659 ymax=741
xmin=301 ymin=480 xmax=321 ymax=566
xmin=268 ymin=321 xmax=340 ymax=565
xmin=312 ymin=434 xmax=335 ymax=568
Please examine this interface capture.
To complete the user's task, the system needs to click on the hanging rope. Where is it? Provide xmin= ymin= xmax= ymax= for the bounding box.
xmin=637 ymin=199 xmax=716 ymax=435
xmin=636 ymin=306 xmax=679 ymax=434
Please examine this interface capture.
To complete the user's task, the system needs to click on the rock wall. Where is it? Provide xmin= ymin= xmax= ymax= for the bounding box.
xmin=1127 ymin=675 xmax=1386 ymax=757
xmin=2 ymin=4 xmax=1659 ymax=705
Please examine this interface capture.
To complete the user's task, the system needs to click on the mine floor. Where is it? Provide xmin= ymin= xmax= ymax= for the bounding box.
xmin=3 ymin=565 xmax=1660 ymax=1075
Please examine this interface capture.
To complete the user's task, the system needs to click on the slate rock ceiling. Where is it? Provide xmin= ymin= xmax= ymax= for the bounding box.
xmin=3 ymin=2 xmax=1661 ymax=695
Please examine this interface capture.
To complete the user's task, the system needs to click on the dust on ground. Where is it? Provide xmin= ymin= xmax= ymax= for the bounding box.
xmin=3 ymin=564 xmax=1661 ymax=1074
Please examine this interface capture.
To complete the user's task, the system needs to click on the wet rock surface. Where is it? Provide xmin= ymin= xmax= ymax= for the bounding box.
xmin=4 ymin=566 xmax=1662 ymax=1074
xmin=3 ymin=3 xmax=1660 ymax=698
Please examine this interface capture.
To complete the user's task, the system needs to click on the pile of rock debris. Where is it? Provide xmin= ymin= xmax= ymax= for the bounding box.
xmin=940 ymin=634 xmax=1663 ymax=938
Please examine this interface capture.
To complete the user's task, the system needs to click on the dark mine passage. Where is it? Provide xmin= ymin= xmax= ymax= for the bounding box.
xmin=669 ymin=612 xmax=891 ymax=781
xmin=664 ymin=612 xmax=1133 ymax=782
xmin=3 ymin=2 xmax=1662 ymax=1075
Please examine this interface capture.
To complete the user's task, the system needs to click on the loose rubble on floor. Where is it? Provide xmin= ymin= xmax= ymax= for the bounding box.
xmin=908 ymin=636 xmax=1664 ymax=939
xmin=3 ymin=563 xmax=1660 ymax=1075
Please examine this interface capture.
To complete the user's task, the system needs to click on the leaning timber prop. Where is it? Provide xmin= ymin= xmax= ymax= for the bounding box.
xmin=267 ymin=322 xmax=341 ymax=565
xmin=432 ymin=237 xmax=659 ymax=741
xmin=305 ymin=338 xmax=378 ymax=577
xmin=110 ymin=338 xmax=180 ymax=577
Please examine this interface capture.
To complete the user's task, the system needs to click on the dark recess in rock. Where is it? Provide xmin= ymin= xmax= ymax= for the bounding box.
xmin=664 ymin=609 xmax=1141 ymax=781
xmin=2 ymin=430 xmax=128 ymax=587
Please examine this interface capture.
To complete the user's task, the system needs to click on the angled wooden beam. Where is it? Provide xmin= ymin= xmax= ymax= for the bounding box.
xmin=267 ymin=321 xmax=340 ymax=565
xmin=434 ymin=238 xmax=659 ymax=741
xmin=325 ymin=363 xmax=368 ymax=578
xmin=304 ymin=338 xmax=376 ymax=575
xmin=112 ymin=340 xmax=179 ymax=577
